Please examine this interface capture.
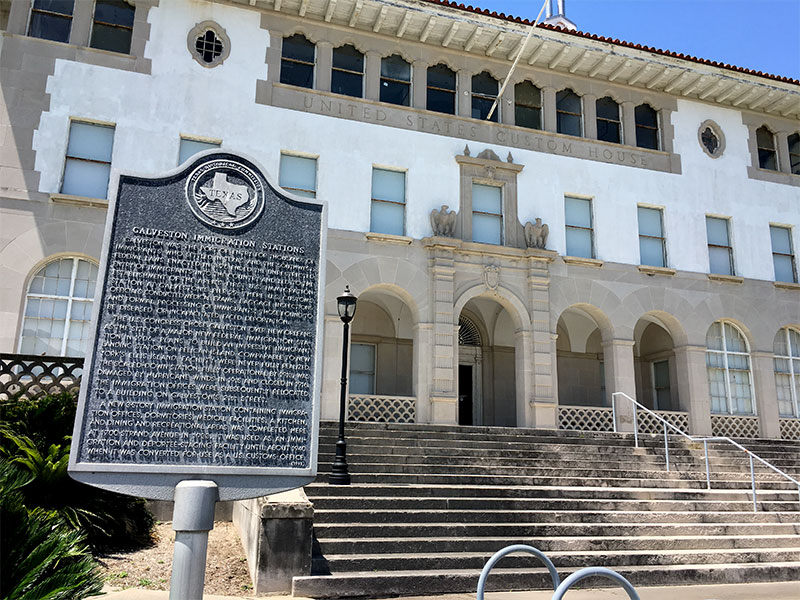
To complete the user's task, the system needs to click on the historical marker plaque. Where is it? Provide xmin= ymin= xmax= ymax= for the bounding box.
xmin=69 ymin=152 xmax=326 ymax=501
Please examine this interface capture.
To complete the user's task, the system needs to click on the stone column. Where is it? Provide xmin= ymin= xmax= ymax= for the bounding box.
xmin=542 ymin=86 xmax=557 ymax=133
xmin=428 ymin=242 xmax=458 ymax=424
xmin=320 ymin=315 xmax=344 ymax=420
xmin=529 ymin=256 xmax=558 ymax=428
xmin=70 ymin=0 xmax=94 ymax=47
xmin=414 ymin=323 xmax=433 ymax=423
xmin=602 ymin=339 xmax=636 ymax=432
xmin=514 ymin=329 xmax=534 ymax=427
xmin=500 ymin=85 xmax=514 ymax=126
xmin=752 ymin=351 xmax=781 ymax=438
xmin=776 ymin=132 xmax=791 ymax=174
xmin=412 ymin=60 xmax=427 ymax=110
xmin=316 ymin=41 xmax=333 ymax=92
xmin=622 ymin=101 xmax=637 ymax=146
xmin=673 ymin=345 xmax=712 ymax=435
xmin=7 ymin=0 xmax=31 ymax=35
xmin=365 ymin=51 xmax=381 ymax=101
xmin=457 ymin=71 xmax=472 ymax=118
xmin=583 ymin=94 xmax=597 ymax=140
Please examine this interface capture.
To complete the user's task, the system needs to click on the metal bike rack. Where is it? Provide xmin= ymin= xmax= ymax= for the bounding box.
xmin=551 ymin=566 xmax=640 ymax=600
xmin=476 ymin=544 xmax=561 ymax=600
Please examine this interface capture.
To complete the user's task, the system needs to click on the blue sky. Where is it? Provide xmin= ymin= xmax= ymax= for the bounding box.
xmin=471 ymin=0 xmax=800 ymax=80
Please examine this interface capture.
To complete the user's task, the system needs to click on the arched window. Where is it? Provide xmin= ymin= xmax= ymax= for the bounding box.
xmin=774 ymin=327 xmax=800 ymax=418
xmin=380 ymin=54 xmax=411 ymax=106
xmin=514 ymin=81 xmax=541 ymax=130
xmin=90 ymin=0 xmax=135 ymax=54
xmin=596 ymin=96 xmax=621 ymax=143
xmin=634 ymin=103 xmax=659 ymax=150
xmin=280 ymin=34 xmax=315 ymax=89
xmin=331 ymin=44 xmax=363 ymax=98
xmin=472 ymin=71 xmax=498 ymax=122
xmin=427 ymin=64 xmax=456 ymax=115
xmin=788 ymin=132 xmax=800 ymax=175
xmin=706 ymin=321 xmax=754 ymax=415
xmin=19 ymin=257 xmax=99 ymax=357
xmin=756 ymin=126 xmax=778 ymax=170
xmin=556 ymin=88 xmax=581 ymax=137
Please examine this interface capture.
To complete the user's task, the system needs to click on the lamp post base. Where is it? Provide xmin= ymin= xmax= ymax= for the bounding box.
xmin=329 ymin=439 xmax=350 ymax=485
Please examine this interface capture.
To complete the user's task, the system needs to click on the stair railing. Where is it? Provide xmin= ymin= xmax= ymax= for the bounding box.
xmin=611 ymin=392 xmax=800 ymax=511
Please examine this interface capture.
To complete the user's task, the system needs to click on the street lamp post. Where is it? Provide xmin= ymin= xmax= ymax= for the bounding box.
xmin=330 ymin=286 xmax=357 ymax=485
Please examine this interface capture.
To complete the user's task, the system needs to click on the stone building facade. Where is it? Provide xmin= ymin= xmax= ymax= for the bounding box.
xmin=1 ymin=0 xmax=799 ymax=439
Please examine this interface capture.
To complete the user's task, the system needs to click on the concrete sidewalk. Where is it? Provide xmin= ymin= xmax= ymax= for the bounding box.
xmin=100 ymin=581 xmax=800 ymax=599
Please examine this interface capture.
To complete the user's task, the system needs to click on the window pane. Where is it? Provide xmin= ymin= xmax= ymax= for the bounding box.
xmin=350 ymin=344 xmax=375 ymax=372
xmin=370 ymin=201 xmax=404 ymax=236
xmin=708 ymin=246 xmax=732 ymax=276
xmin=67 ymin=122 xmax=114 ymax=162
xmin=427 ymin=88 xmax=455 ymax=115
xmin=349 ymin=373 xmax=374 ymax=395
xmin=790 ymin=330 xmax=800 ymax=356
xmin=597 ymin=118 xmax=620 ymax=143
xmin=515 ymin=104 xmax=541 ymax=130
xmin=428 ymin=64 xmax=455 ymax=90
xmin=94 ymin=0 xmax=134 ymax=26
xmin=565 ymin=197 xmax=591 ymax=228
xmin=705 ymin=217 xmax=729 ymax=246
xmin=556 ymin=89 xmax=581 ymax=114
xmin=635 ymin=104 xmax=657 ymax=127
xmin=773 ymin=254 xmax=795 ymax=283
xmin=706 ymin=323 xmax=723 ymax=350
xmin=472 ymin=72 xmax=497 ymax=96
xmin=566 ymin=228 xmax=593 ymax=258
xmin=472 ymin=184 xmax=501 ymax=214
xmin=557 ymin=112 xmax=581 ymax=137
xmin=789 ymin=133 xmax=800 ymax=175
xmin=332 ymin=45 xmax=363 ymax=72
xmin=179 ymin=139 xmax=219 ymax=165
xmin=280 ymin=60 xmax=314 ymax=88
xmin=29 ymin=12 xmax=72 ymax=43
xmin=34 ymin=0 xmax=74 ymax=15
xmin=90 ymin=22 xmax=132 ymax=54
xmin=381 ymin=55 xmax=410 ymax=80
xmin=638 ymin=207 xmax=663 ymax=237
xmin=282 ymin=34 xmax=315 ymax=62
xmin=756 ymin=126 xmax=775 ymax=150
xmin=596 ymin=97 xmax=619 ymax=120
xmin=640 ymin=237 xmax=665 ymax=267
xmin=775 ymin=371 xmax=795 ymax=416
xmin=331 ymin=70 xmax=362 ymax=98
xmin=473 ymin=214 xmax=502 ymax=245
xmin=280 ymin=155 xmax=316 ymax=195
xmin=372 ymin=169 xmax=404 ymax=203
xmin=636 ymin=126 xmax=659 ymax=150
xmin=381 ymin=80 xmax=410 ymax=106
xmin=770 ymin=226 xmax=792 ymax=254
xmin=472 ymin=96 xmax=497 ymax=122
xmin=724 ymin=323 xmax=747 ymax=353
xmin=759 ymin=148 xmax=778 ymax=170
xmin=62 ymin=159 xmax=111 ymax=199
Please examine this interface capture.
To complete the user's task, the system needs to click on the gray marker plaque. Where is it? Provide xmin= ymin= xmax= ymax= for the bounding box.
xmin=69 ymin=152 xmax=326 ymax=501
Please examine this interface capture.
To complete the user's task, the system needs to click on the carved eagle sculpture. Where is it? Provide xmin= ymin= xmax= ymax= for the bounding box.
xmin=431 ymin=205 xmax=457 ymax=237
xmin=524 ymin=218 xmax=549 ymax=249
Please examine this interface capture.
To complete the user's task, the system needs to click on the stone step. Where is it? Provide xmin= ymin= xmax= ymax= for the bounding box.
xmin=312 ymin=534 xmax=800 ymax=554
xmin=312 ymin=547 xmax=800 ymax=572
xmin=312 ymin=522 xmax=800 ymax=539
xmin=292 ymin=562 xmax=800 ymax=598
xmin=311 ymin=509 xmax=800 ymax=525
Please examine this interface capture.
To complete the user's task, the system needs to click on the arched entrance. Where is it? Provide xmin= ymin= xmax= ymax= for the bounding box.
xmin=556 ymin=306 xmax=610 ymax=407
xmin=634 ymin=317 xmax=679 ymax=411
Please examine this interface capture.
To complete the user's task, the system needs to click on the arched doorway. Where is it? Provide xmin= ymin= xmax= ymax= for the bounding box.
xmin=634 ymin=318 xmax=679 ymax=411
xmin=556 ymin=307 xmax=607 ymax=407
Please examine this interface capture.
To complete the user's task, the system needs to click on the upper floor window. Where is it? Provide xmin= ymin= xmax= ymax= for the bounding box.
xmin=638 ymin=206 xmax=666 ymax=268
xmin=556 ymin=89 xmax=581 ymax=137
xmin=19 ymin=257 xmax=98 ymax=357
xmin=178 ymin=136 xmax=220 ymax=165
xmin=596 ymin=96 xmax=621 ymax=144
xmin=427 ymin=64 xmax=456 ymax=115
xmin=331 ymin=44 xmax=363 ymax=98
xmin=280 ymin=34 xmax=315 ymax=89
xmin=706 ymin=321 xmax=754 ymax=415
xmin=380 ymin=54 xmax=411 ymax=106
xmin=472 ymin=72 xmax=498 ymax=122
xmin=706 ymin=216 xmax=733 ymax=276
xmin=471 ymin=183 xmax=502 ymax=245
xmin=279 ymin=154 xmax=317 ymax=198
xmin=28 ymin=0 xmax=74 ymax=43
xmin=514 ymin=81 xmax=541 ymax=130
xmin=90 ymin=0 xmax=135 ymax=54
xmin=61 ymin=120 xmax=114 ymax=199
xmin=756 ymin=126 xmax=778 ymax=170
xmin=370 ymin=168 xmax=405 ymax=236
xmin=635 ymin=104 xmax=659 ymax=150
xmin=774 ymin=327 xmax=800 ymax=418
xmin=565 ymin=196 xmax=593 ymax=258
xmin=770 ymin=225 xmax=797 ymax=283
xmin=789 ymin=132 xmax=800 ymax=175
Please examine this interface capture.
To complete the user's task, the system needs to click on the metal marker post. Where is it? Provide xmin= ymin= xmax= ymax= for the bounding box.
xmin=170 ymin=480 xmax=218 ymax=600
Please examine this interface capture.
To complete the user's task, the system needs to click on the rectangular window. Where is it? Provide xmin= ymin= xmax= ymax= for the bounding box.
xmin=61 ymin=121 xmax=114 ymax=199
xmin=565 ymin=196 xmax=593 ymax=258
xmin=179 ymin=137 xmax=220 ymax=165
xmin=279 ymin=154 xmax=317 ymax=198
xmin=370 ymin=168 xmax=405 ymax=236
xmin=472 ymin=183 xmax=502 ymax=245
xmin=90 ymin=0 xmax=135 ymax=54
xmin=770 ymin=225 xmax=797 ymax=283
xmin=349 ymin=343 xmax=376 ymax=395
xmin=28 ymin=0 xmax=74 ymax=43
xmin=706 ymin=216 xmax=733 ymax=276
xmin=331 ymin=45 xmax=363 ymax=98
xmin=638 ymin=206 xmax=666 ymax=267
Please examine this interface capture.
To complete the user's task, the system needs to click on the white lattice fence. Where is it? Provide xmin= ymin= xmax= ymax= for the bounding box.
xmin=711 ymin=414 xmax=760 ymax=438
xmin=558 ymin=406 xmax=614 ymax=432
xmin=780 ymin=418 xmax=800 ymax=441
xmin=637 ymin=410 xmax=689 ymax=434
xmin=347 ymin=395 xmax=416 ymax=423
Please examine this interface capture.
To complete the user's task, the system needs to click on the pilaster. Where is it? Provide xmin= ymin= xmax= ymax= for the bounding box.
xmin=602 ymin=339 xmax=636 ymax=432
xmin=622 ymin=101 xmax=637 ymax=147
xmin=542 ymin=86 xmax=557 ymax=133
xmin=8 ymin=0 xmax=31 ymax=35
xmin=316 ymin=41 xmax=333 ymax=92
xmin=528 ymin=255 xmax=557 ymax=428
xmin=413 ymin=323 xmax=433 ymax=423
xmin=412 ymin=60 xmax=427 ymax=110
xmin=500 ymin=86 xmax=514 ymax=126
xmin=69 ymin=0 xmax=93 ymax=47
xmin=427 ymin=240 xmax=458 ymax=424
xmin=457 ymin=71 xmax=472 ymax=118
xmin=673 ymin=345 xmax=712 ymax=435
xmin=752 ymin=351 xmax=781 ymax=438
xmin=365 ymin=50 xmax=381 ymax=101
xmin=583 ymin=94 xmax=597 ymax=140
xmin=776 ymin=131 xmax=791 ymax=174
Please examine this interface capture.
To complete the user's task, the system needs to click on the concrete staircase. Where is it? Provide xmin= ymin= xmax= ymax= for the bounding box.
xmin=293 ymin=422 xmax=800 ymax=598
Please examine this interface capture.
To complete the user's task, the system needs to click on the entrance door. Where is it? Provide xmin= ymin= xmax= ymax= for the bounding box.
xmin=458 ymin=365 xmax=473 ymax=425
xmin=653 ymin=360 xmax=671 ymax=410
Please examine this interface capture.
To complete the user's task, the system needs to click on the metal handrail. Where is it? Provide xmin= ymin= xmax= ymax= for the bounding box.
xmin=611 ymin=392 xmax=800 ymax=511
